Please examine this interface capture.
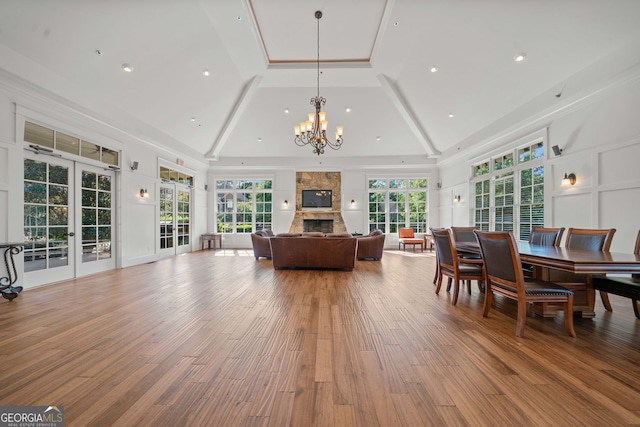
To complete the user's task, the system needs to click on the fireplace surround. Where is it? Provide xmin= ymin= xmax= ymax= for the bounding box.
xmin=289 ymin=172 xmax=347 ymax=233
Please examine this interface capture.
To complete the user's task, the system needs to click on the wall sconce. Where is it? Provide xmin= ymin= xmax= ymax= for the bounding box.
xmin=350 ymin=199 xmax=355 ymax=206
xmin=139 ymin=188 xmax=149 ymax=198
xmin=283 ymin=200 xmax=288 ymax=207
xmin=131 ymin=161 xmax=139 ymax=171
xmin=561 ymin=173 xmax=576 ymax=186
xmin=454 ymin=195 xmax=461 ymax=203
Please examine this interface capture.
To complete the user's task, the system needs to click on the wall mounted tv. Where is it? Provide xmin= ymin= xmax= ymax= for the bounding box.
xmin=301 ymin=190 xmax=332 ymax=209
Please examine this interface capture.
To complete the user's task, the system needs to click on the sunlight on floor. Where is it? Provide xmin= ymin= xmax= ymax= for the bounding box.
xmin=385 ymin=249 xmax=436 ymax=257
xmin=211 ymin=249 xmax=254 ymax=257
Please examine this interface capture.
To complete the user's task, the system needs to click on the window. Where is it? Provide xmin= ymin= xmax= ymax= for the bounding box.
xmin=215 ymin=179 xmax=272 ymax=233
xmin=474 ymin=179 xmax=490 ymax=231
xmin=160 ymin=166 xmax=194 ymax=186
xmin=24 ymin=121 xmax=119 ymax=167
xmin=368 ymin=178 xmax=428 ymax=233
xmin=471 ymin=139 xmax=544 ymax=240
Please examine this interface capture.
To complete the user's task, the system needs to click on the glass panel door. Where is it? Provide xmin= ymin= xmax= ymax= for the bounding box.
xmin=159 ymin=185 xmax=174 ymax=257
xmin=176 ymin=188 xmax=190 ymax=254
xmin=159 ymin=183 xmax=191 ymax=257
xmin=75 ymin=165 xmax=115 ymax=277
xmin=23 ymin=154 xmax=75 ymax=286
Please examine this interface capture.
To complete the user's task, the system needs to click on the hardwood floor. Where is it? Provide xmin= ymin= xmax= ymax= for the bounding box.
xmin=1 ymin=249 xmax=639 ymax=426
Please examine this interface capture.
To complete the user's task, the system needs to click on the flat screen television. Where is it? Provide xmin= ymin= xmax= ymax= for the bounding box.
xmin=301 ymin=189 xmax=332 ymax=209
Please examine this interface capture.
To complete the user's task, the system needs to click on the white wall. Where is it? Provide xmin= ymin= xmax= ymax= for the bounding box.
xmin=436 ymin=70 xmax=640 ymax=252
xmin=0 ymin=76 xmax=209 ymax=287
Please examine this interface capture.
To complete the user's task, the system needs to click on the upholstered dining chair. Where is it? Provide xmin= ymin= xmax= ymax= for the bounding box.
xmin=564 ymin=227 xmax=616 ymax=251
xmin=529 ymin=227 xmax=565 ymax=246
xmin=429 ymin=227 xmax=445 ymax=285
xmin=593 ymin=229 xmax=640 ymax=318
xmin=432 ymin=229 xmax=484 ymax=305
xmin=542 ymin=227 xmax=616 ymax=318
xmin=474 ymin=230 xmax=576 ymax=337
xmin=451 ymin=226 xmax=482 ymax=262
xmin=523 ymin=227 xmax=565 ymax=278
xmin=451 ymin=226 xmax=478 ymax=243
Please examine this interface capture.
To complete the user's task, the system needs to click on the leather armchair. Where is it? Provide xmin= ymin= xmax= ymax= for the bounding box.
xmin=251 ymin=230 xmax=274 ymax=259
xmin=356 ymin=229 xmax=385 ymax=260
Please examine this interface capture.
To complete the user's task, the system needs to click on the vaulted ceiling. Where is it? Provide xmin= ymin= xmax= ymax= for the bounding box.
xmin=1 ymin=0 xmax=640 ymax=168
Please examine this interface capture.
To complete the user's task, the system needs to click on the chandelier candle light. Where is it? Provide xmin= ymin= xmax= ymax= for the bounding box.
xmin=294 ymin=11 xmax=344 ymax=156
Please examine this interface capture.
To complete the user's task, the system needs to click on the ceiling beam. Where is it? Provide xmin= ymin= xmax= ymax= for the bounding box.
xmin=206 ymin=75 xmax=262 ymax=161
xmin=377 ymin=74 xmax=440 ymax=157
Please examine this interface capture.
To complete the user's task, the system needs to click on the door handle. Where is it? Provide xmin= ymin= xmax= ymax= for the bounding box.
xmin=67 ymin=232 xmax=75 ymax=237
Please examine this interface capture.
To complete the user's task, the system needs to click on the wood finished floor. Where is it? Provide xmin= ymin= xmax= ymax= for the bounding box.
xmin=1 ymin=249 xmax=639 ymax=426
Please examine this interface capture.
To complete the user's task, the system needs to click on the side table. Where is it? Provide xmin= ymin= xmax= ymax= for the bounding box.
xmin=201 ymin=233 xmax=222 ymax=250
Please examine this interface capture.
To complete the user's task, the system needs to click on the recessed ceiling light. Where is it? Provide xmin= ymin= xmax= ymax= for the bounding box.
xmin=237 ymin=16 xmax=242 ymax=21
xmin=121 ymin=63 xmax=133 ymax=72
xmin=284 ymin=108 xmax=290 ymax=114
xmin=190 ymin=117 xmax=196 ymax=122
xmin=202 ymin=69 xmax=210 ymax=76
xmin=448 ymin=113 xmax=454 ymax=118
xmin=95 ymin=49 xmax=103 ymax=55
xmin=345 ymin=107 xmax=351 ymax=113
xmin=376 ymin=136 xmax=381 ymax=141
xmin=394 ymin=21 xmax=399 ymax=26
xmin=514 ymin=52 xmax=527 ymax=62
xmin=257 ymin=137 xmax=262 ymax=142
xmin=430 ymin=66 xmax=438 ymax=73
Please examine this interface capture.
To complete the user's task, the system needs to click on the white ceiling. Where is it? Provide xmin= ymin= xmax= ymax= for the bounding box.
xmin=1 ymin=0 xmax=640 ymax=167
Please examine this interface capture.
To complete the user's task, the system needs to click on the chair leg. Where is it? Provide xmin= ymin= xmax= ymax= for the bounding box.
xmin=432 ymin=263 xmax=439 ymax=285
xmin=482 ymin=289 xmax=493 ymax=317
xmin=564 ymin=295 xmax=577 ymax=337
xmin=633 ymin=299 xmax=640 ymax=319
xmin=435 ymin=273 xmax=443 ymax=295
xmin=466 ymin=280 xmax=472 ymax=294
xmin=515 ymin=301 xmax=528 ymax=337
xmin=446 ymin=277 xmax=452 ymax=292
xmin=600 ymin=291 xmax=612 ymax=311
xmin=451 ymin=279 xmax=460 ymax=305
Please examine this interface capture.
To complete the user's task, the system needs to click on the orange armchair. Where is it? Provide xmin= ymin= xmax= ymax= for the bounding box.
xmin=398 ymin=228 xmax=424 ymax=252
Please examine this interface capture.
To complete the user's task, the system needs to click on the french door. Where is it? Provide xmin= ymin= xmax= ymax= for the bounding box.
xmin=159 ymin=183 xmax=191 ymax=258
xmin=24 ymin=153 xmax=116 ymax=286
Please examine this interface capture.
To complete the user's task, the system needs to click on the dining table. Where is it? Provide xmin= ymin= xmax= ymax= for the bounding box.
xmin=456 ymin=241 xmax=640 ymax=318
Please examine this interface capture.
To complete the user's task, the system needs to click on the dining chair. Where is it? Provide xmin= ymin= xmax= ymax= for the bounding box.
xmin=523 ymin=227 xmax=565 ymax=278
xmin=593 ymin=229 xmax=640 ymax=318
xmin=451 ymin=226 xmax=478 ymax=243
xmin=564 ymin=227 xmax=616 ymax=251
xmin=529 ymin=227 xmax=565 ymax=246
xmin=474 ymin=230 xmax=576 ymax=337
xmin=429 ymin=227 xmax=445 ymax=285
xmin=432 ymin=229 xmax=484 ymax=305
xmin=451 ymin=226 xmax=482 ymax=262
xmin=543 ymin=227 xmax=616 ymax=318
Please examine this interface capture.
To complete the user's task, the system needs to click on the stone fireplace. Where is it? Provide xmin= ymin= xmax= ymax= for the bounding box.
xmin=289 ymin=172 xmax=347 ymax=233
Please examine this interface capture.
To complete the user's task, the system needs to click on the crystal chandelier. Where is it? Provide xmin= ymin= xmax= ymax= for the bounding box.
xmin=294 ymin=11 xmax=344 ymax=156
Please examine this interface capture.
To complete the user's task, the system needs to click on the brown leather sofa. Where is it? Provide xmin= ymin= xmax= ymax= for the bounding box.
xmin=251 ymin=229 xmax=274 ymax=259
xmin=356 ymin=229 xmax=385 ymax=260
xmin=269 ymin=232 xmax=357 ymax=270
